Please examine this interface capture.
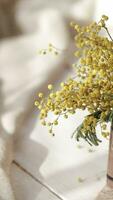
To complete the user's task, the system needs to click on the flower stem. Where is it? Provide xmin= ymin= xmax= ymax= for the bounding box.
xmin=104 ymin=26 xmax=113 ymax=42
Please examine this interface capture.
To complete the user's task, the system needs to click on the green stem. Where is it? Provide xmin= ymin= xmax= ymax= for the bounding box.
xmin=104 ymin=26 xmax=113 ymax=42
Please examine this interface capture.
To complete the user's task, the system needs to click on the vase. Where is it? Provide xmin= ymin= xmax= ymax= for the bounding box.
xmin=96 ymin=122 xmax=113 ymax=200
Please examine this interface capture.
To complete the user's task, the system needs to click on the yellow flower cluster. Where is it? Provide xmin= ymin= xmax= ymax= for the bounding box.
xmin=35 ymin=15 xmax=113 ymax=145
xmin=38 ymin=43 xmax=59 ymax=55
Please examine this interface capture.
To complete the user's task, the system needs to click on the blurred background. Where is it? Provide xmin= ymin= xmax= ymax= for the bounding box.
xmin=0 ymin=0 xmax=113 ymax=200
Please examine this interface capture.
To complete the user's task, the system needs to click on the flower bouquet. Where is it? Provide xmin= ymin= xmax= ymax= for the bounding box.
xmin=35 ymin=15 xmax=113 ymax=199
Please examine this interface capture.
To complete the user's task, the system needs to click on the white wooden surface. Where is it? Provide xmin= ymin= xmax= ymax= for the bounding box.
xmin=12 ymin=98 xmax=109 ymax=200
xmin=11 ymin=163 xmax=60 ymax=200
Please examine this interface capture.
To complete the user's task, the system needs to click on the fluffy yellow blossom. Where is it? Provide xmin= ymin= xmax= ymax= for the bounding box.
xmin=38 ymin=93 xmax=43 ymax=98
xmin=35 ymin=15 xmax=113 ymax=145
xmin=48 ymin=84 xmax=53 ymax=90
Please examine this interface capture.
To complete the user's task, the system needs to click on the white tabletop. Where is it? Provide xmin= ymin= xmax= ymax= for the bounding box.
xmin=11 ymin=91 xmax=109 ymax=200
